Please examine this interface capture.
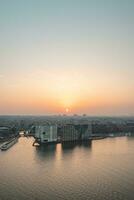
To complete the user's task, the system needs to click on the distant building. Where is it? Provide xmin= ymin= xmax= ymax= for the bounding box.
xmin=0 ymin=126 xmax=17 ymax=140
xmin=35 ymin=125 xmax=57 ymax=143
xmin=83 ymin=114 xmax=87 ymax=117
xmin=0 ymin=127 xmax=10 ymax=137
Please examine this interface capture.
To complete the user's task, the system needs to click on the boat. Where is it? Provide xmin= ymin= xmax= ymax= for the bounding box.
xmin=91 ymin=136 xmax=107 ymax=140
xmin=1 ymin=137 xmax=18 ymax=151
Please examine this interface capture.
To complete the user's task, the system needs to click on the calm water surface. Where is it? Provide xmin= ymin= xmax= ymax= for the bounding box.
xmin=0 ymin=136 xmax=134 ymax=200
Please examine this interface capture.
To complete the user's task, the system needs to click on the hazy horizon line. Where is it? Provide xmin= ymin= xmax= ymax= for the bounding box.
xmin=0 ymin=114 xmax=134 ymax=118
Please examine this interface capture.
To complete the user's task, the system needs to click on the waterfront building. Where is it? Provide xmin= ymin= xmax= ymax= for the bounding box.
xmin=60 ymin=124 xmax=79 ymax=142
xmin=60 ymin=123 xmax=92 ymax=142
xmin=74 ymin=124 xmax=92 ymax=140
xmin=35 ymin=125 xmax=57 ymax=143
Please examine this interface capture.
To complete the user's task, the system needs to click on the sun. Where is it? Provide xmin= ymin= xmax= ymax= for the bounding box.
xmin=65 ymin=108 xmax=69 ymax=113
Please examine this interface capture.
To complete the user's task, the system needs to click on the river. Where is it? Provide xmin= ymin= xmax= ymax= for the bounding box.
xmin=0 ymin=136 xmax=134 ymax=200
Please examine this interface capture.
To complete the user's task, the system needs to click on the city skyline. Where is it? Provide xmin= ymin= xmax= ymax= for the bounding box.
xmin=0 ymin=0 xmax=134 ymax=115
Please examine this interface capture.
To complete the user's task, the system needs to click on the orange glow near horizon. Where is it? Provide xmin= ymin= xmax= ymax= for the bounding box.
xmin=0 ymin=67 xmax=134 ymax=115
xmin=0 ymin=91 xmax=133 ymax=115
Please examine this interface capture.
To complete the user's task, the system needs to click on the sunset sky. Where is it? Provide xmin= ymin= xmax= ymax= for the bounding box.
xmin=0 ymin=0 xmax=134 ymax=115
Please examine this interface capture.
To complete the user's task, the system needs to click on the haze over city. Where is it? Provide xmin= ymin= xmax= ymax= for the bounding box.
xmin=0 ymin=0 xmax=134 ymax=115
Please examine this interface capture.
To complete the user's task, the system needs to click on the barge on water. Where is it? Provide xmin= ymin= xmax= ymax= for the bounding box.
xmin=1 ymin=137 xmax=18 ymax=151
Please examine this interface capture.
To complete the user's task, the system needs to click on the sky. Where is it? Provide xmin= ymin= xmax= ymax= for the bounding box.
xmin=0 ymin=0 xmax=134 ymax=115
